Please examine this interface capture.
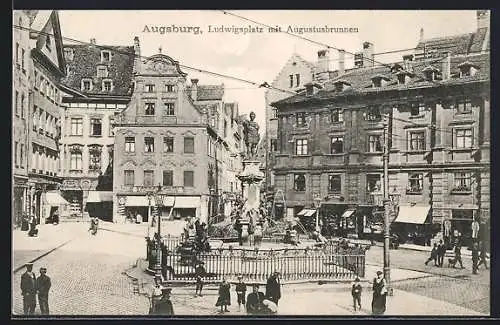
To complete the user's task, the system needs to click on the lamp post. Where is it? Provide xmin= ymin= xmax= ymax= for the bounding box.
xmin=146 ymin=191 xmax=154 ymax=238
xmin=209 ymin=188 xmax=215 ymax=222
xmin=313 ymin=194 xmax=321 ymax=233
xmin=153 ymin=184 xmax=165 ymax=277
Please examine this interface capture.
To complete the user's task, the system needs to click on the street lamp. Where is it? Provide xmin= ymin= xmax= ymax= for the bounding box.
xmin=152 ymin=184 xmax=165 ymax=278
xmin=146 ymin=190 xmax=154 ymax=238
xmin=313 ymin=194 xmax=321 ymax=233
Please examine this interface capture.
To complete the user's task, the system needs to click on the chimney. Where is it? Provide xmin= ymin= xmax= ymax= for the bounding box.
xmin=316 ymin=49 xmax=329 ymax=73
xmin=476 ymin=10 xmax=489 ymax=30
xmin=354 ymin=52 xmax=364 ymax=68
xmin=90 ymin=38 xmax=96 ymax=45
xmin=134 ymin=36 xmax=140 ymax=55
xmin=362 ymin=42 xmax=374 ymax=67
xmin=441 ymin=52 xmax=451 ymax=80
xmin=191 ymin=79 xmax=199 ymax=100
xmin=403 ymin=54 xmax=414 ymax=71
xmin=338 ymin=49 xmax=345 ymax=75
xmin=305 ymin=83 xmax=314 ymax=96
xmin=419 ymin=28 xmax=424 ymax=42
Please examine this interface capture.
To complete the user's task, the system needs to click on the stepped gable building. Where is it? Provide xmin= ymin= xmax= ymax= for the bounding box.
xmin=271 ymin=11 xmax=489 ymax=247
xmin=59 ymin=37 xmax=136 ymax=220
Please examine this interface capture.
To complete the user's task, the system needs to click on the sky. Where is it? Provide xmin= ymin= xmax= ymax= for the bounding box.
xmin=56 ymin=10 xmax=480 ymax=133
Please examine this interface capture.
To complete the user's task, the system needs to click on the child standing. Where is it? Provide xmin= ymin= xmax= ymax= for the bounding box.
xmin=235 ymin=275 xmax=247 ymax=311
xmin=351 ymin=277 xmax=362 ymax=311
xmin=215 ymin=278 xmax=231 ymax=313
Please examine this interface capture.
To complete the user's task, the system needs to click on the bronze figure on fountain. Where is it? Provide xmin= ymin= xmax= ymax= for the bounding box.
xmin=242 ymin=111 xmax=260 ymax=160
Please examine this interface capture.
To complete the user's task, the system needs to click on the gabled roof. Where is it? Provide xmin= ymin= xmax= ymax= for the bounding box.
xmin=272 ymin=52 xmax=489 ymax=107
xmin=61 ymin=44 xmax=135 ymax=97
xmin=415 ymin=28 xmax=489 ymax=58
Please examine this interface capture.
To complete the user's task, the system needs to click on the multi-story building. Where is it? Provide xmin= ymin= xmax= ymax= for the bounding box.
xmin=271 ymin=11 xmax=490 ymax=247
xmin=113 ymin=49 xmax=243 ymax=224
xmin=26 ymin=10 xmax=67 ymax=224
xmin=59 ymin=37 xmax=135 ymax=219
xmin=12 ymin=10 xmax=32 ymax=227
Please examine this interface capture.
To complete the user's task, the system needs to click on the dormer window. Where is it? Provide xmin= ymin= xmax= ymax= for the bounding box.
xmin=334 ymin=80 xmax=351 ymax=92
xmin=458 ymin=61 xmax=479 ymax=78
xmin=102 ymin=80 xmax=113 ymax=92
xmin=305 ymin=84 xmax=314 ymax=96
xmin=97 ymin=65 xmax=109 ymax=78
xmin=390 ymin=63 xmax=404 ymax=73
xmin=371 ymin=75 xmax=390 ymax=88
xmin=64 ymin=48 xmax=74 ymax=61
xmin=422 ymin=66 xmax=440 ymax=82
xmin=81 ymin=79 xmax=93 ymax=91
xmin=396 ymin=70 xmax=414 ymax=85
xmin=101 ymin=50 xmax=111 ymax=63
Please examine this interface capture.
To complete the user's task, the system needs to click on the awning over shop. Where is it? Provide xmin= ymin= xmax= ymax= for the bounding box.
xmin=45 ymin=192 xmax=69 ymax=206
xmin=172 ymin=196 xmax=200 ymax=208
xmin=123 ymin=195 xmax=175 ymax=207
xmin=341 ymin=209 xmax=356 ymax=219
xmin=86 ymin=191 xmax=114 ymax=203
xmin=394 ymin=205 xmax=430 ymax=224
xmin=297 ymin=209 xmax=316 ymax=217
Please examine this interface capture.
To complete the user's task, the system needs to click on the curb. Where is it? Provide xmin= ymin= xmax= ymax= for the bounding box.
xmin=13 ymin=238 xmax=75 ymax=273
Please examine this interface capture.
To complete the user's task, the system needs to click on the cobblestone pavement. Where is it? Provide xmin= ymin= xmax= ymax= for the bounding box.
xmin=12 ymin=230 xmax=149 ymax=315
xmin=365 ymin=245 xmax=490 ymax=314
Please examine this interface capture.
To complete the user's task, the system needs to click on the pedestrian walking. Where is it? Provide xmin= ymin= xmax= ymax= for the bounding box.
xmin=437 ymin=240 xmax=446 ymax=267
xmin=20 ymin=263 xmax=37 ymax=315
xmin=351 ymin=277 xmax=362 ymax=311
xmin=194 ymin=261 xmax=206 ymax=297
xmin=215 ymin=278 xmax=231 ymax=313
xmin=35 ymin=267 xmax=51 ymax=315
xmin=246 ymin=284 xmax=265 ymax=315
xmin=451 ymin=244 xmax=465 ymax=269
xmin=471 ymin=242 xmax=479 ymax=275
xmin=235 ymin=275 xmax=247 ymax=311
xmin=150 ymin=287 xmax=174 ymax=315
xmin=477 ymin=241 xmax=489 ymax=269
xmin=265 ymin=271 xmax=281 ymax=306
xmin=371 ymin=271 xmax=387 ymax=315
xmin=425 ymin=243 xmax=439 ymax=266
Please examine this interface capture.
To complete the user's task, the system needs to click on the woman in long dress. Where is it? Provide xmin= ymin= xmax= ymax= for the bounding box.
xmin=371 ymin=271 xmax=388 ymax=315
xmin=215 ymin=278 xmax=231 ymax=313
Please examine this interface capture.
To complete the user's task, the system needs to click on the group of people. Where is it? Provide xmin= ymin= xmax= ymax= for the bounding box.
xmin=215 ymin=271 xmax=281 ymax=314
xmin=350 ymin=270 xmax=388 ymax=315
xmin=424 ymin=239 xmax=489 ymax=274
xmin=20 ymin=263 xmax=52 ymax=315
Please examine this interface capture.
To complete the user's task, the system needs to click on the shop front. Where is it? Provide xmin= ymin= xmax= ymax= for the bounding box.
xmin=391 ymin=205 xmax=432 ymax=246
xmin=86 ymin=191 xmax=114 ymax=222
xmin=319 ymin=204 xmax=357 ymax=238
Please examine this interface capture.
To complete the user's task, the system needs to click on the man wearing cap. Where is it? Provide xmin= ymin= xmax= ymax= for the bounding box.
xmin=235 ymin=275 xmax=247 ymax=310
xmin=194 ymin=261 xmax=206 ymax=297
xmin=265 ymin=271 xmax=281 ymax=306
xmin=150 ymin=287 xmax=174 ymax=315
xmin=246 ymin=284 xmax=265 ymax=315
xmin=36 ymin=267 xmax=51 ymax=314
xmin=20 ymin=263 xmax=37 ymax=315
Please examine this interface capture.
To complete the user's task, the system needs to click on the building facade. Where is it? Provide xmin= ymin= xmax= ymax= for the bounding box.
xmin=59 ymin=37 xmax=135 ymax=219
xmin=271 ymin=12 xmax=490 ymax=247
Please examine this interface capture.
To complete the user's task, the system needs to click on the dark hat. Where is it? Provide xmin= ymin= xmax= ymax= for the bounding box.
xmin=40 ymin=267 xmax=47 ymax=271
xmin=25 ymin=263 xmax=33 ymax=267
xmin=355 ymin=277 xmax=360 ymax=282
xmin=252 ymin=284 xmax=260 ymax=288
xmin=161 ymin=287 xmax=172 ymax=294
xmin=376 ymin=271 xmax=383 ymax=276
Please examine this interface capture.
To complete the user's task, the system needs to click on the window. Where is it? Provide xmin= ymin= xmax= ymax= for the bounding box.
xmin=295 ymin=139 xmax=308 ymax=155
xmin=164 ymin=137 xmax=174 ymax=152
xmin=124 ymin=170 xmax=135 ymax=186
xmin=82 ymin=80 xmax=92 ymax=91
xmin=164 ymin=103 xmax=175 ymax=115
xmin=271 ymin=108 xmax=277 ymax=119
xmin=20 ymin=93 xmax=25 ymax=119
xmin=20 ymin=144 xmax=24 ymax=168
xmin=270 ymin=139 xmax=278 ymax=152
xmin=184 ymin=171 xmax=194 ymax=187
xmin=397 ymin=74 xmax=406 ymax=85
xmin=184 ymin=137 xmax=194 ymax=153
xmin=455 ymin=129 xmax=473 ymax=148
xmin=145 ymin=103 xmax=155 ymax=115
xmin=163 ymin=170 xmax=173 ymax=186
xmin=15 ymin=42 xmax=19 ymax=65
xmin=330 ymin=108 xmax=343 ymax=123
xmin=456 ymin=98 xmax=473 ymax=114
xmin=89 ymin=148 xmax=102 ymax=171
xmin=90 ymin=118 xmax=102 ymax=136
xmin=14 ymin=142 xmax=18 ymax=166
xmin=109 ymin=116 xmax=114 ymax=136
xmin=125 ymin=137 xmax=135 ymax=153
xmin=330 ymin=136 xmax=344 ymax=154
xmin=101 ymin=51 xmax=111 ymax=62
xmin=165 ymin=84 xmax=175 ymax=92
xmin=45 ymin=35 xmax=51 ymax=51
xmin=294 ymin=174 xmax=306 ymax=191
xmin=33 ymin=106 xmax=38 ymax=131
xmin=407 ymin=173 xmax=423 ymax=193
xmin=367 ymin=174 xmax=381 ymax=192
xmin=71 ymin=118 xmax=83 ymax=136
xmin=296 ymin=112 xmax=306 ymax=127
xmin=295 ymin=74 xmax=300 ymax=87
xmin=97 ymin=66 xmax=108 ymax=78
xmin=453 ymin=172 xmax=471 ymax=192
xmin=144 ymin=137 xmax=155 ymax=152
xmin=328 ymin=175 xmax=342 ymax=193
xmin=145 ymin=84 xmax=155 ymax=93
xmin=365 ymin=106 xmax=382 ymax=121
xmin=144 ymin=170 xmax=154 ymax=187
xmin=102 ymin=80 xmax=112 ymax=92
xmin=289 ymin=74 xmax=294 ymax=88
xmin=410 ymin=102 xmax=424 ymax=116
xmin=39 ymin=110 xmax=44 ymax=132
xmin=15 ymin=91 xmax=19 ymax=116
xmin=21 ymin=48 xmax=25 ymax=72
xmin=409 ymin=131 xmax=425 ymax=151
xmin=368 ymin=135 xmax=382 ymax=152
xmin=70 ymin=152 xmax=83 ymax=171
xmin=224 ymin=120 xmax=228 ymax=138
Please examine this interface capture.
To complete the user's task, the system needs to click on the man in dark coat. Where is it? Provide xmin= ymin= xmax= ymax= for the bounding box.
xmin=265 ymin=272 xmax=281 ymax=306
xmin=437 ymin=240 xmax=446 ymax=267
xmin=20 ymin=263 xmax=37 ymax=315
xmin=471 ymin=242 xmax=479 ymax=275
xmin=477 ymin=241 xmax=489 ymax=269
xmin=246 ymin=284 xmax=265 ymax=314
xmin=453 ymin=245 xmax=465 ymax=269
xmin=150 ymin=288 xmax=174 ymax=315
xmin=194 ymin=262 xmax=206 ymax=297
xmin=36 ymin=267 xmax=51 ymax=314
